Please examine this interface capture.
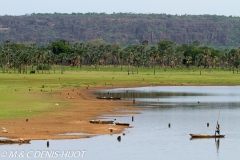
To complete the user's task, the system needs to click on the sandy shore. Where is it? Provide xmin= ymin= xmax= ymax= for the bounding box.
xmin=0 ymin=85 xmax=140 ymax=140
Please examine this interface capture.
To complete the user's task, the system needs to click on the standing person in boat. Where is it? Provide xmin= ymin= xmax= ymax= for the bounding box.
xmin=215 ymin=121 xmax=220 ymax=135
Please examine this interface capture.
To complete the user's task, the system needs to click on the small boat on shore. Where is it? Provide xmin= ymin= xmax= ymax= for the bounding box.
xmin=190 ymin=134 xmax=225 ymax=138
xmin=96 ymin=97 xmax=121 ymax=100
xmin=89 ymin=120 xmax=114 ymax=124
xmin=115 ymin=122 xmax=130 ymax=126
xmin=0 ymin=139 xmax=30 ymax=144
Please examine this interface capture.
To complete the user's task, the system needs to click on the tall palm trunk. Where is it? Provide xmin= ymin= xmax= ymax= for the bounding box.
xmin=37 ymin=61 xmax=39 ymax=73
xmin=48 ymin=62 xmax=50 ymax=74
xmin=1 ymin=59 xmax=5 ymax=73
xmin=131 ymin=63 xmax=134 ymax=74
xmin=61 ymin=61 xmax=64 ymax=74
xmin=18 ymin=63 xmax=21 ymax=74
xmin=25 ymin=64 xmax=28 ymax=74
xmin=42 ymin=61 xmax=44 ymax=74
xmin=154 ymin=60 xmax=156 ymax=75
xmin=200 ymin=65 xmax=202 ymax=75
xmin=14 ymin=61 xmax=16 ymax=73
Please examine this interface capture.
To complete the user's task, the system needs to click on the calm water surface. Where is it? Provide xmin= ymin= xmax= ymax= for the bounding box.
xmin=1 ymin=86 xmax=240 ymax=160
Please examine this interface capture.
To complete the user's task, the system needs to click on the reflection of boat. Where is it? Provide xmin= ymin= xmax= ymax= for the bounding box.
xmin=190 ymin=134 xmax=225 ymax=138
xmin=96 ymin=97 xmax=121 ymax=100
xmin=115 ymin=122 xmax=130 ymax=126
xmin=0 ymin=139 xmax=30 ymax=144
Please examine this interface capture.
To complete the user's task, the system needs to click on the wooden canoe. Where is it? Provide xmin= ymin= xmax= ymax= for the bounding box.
xmin=115 ymin=122 xmax=130 ymax=126
xmin=89 ymin=120 xmax=114 ymax=124
xmin=0 ymin=139 xmax=31 ymax=144
xmin=190 ymin=134 xmax=225 ymax=138
xmin=96 ymin=97 xmax=121 ymax=100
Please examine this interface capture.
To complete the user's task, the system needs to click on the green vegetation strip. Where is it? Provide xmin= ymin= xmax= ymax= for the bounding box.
xmin=0 ymin=67 xmax=240 ymax=119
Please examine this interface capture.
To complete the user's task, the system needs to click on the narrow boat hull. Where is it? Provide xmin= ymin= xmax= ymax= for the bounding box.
xmin=115 ymin=122 xmax=130 ymax=126
xmin=0 ymin=139 xmax=30 ymax=144
xmin=96 ymin=97 xmax=121 ymax=100
xmin=190 ymin=134 xmax=225 ymax=138
xmin=89 ymin=120 xmax=114 ymax=124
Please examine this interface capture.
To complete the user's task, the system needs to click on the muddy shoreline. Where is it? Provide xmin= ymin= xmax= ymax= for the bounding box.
xmin=0 ymin=85 xmax=141 ymax=140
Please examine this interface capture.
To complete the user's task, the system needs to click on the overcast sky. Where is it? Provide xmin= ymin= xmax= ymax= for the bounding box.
xmin=1 ymin=0 xmax=240 ymax=16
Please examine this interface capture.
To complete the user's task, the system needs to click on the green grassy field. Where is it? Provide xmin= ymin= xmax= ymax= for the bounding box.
xmin=0 ymin=66 xmax=240 ymax=119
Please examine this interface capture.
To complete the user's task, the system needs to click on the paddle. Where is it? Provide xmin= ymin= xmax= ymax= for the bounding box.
xmin=217 ymin=108 xmax=221 ymax=122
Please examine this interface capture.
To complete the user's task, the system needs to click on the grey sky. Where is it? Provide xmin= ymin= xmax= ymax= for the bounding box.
xmin=1 ymin=0 xmax=240 ymax=16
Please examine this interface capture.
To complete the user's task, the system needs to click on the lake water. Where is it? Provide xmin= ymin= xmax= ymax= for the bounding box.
xmin=1 ymin=86 xmax=240 ymax=160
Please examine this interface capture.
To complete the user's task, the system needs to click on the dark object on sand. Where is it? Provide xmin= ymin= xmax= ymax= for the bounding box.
xmin=115 ymin=122 xmax=130 ymax=126
xmin=0 ymin=139 xmax=30 ymax=144
xmin=89 ymin=120 xmax=114 ymax=124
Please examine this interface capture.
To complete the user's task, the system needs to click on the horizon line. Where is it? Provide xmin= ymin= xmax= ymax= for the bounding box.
xmin=0 ymin=12 xmax=239 ymax=17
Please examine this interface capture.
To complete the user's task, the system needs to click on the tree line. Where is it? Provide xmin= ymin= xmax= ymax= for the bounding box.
xmin=1 ymin=13 xmax=240 ymax=48
xmin=0 ymin=39 xmax=240 ymax=75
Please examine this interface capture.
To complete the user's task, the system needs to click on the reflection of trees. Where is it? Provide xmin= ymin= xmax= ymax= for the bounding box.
xmin=96 ymin=91 xmax=207 ymax=99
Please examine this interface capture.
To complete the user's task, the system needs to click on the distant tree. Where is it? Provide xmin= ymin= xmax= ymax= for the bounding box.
xmin=158 ymin=40 xmax=175 ymax=53
xmin=193 ymin=40 xmax=200 ymax=47
xmin=58 ymin=53 xmax=67 ymax=74
xmin=49 ymin=40 xmax=71 ymax=55
xmin=196 ymin=53 xmax=204 ymax=75
xmin=149 ymin=46 xmax=159 ymax=75
xmin=219 ymin=49 xmax=228 ymax=69
xmin=87 ymin=39 xmax=106 ymax=47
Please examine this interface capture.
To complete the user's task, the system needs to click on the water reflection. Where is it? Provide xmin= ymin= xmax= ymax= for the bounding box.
xmin=215 ymin=138 xmax=220 ymax=152
xmin=2 ymin=86 xmax=240 ymax=160
xmin=94 ymin=86 xmax=240 ymax=104
xmin=95 ymin=90 xmax=209 ymax=100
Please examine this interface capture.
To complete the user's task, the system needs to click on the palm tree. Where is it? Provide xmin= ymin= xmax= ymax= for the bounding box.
xmin=118 ymin=51 xmax=124 ymax=71
xmin=185 ymin=56 xmax=192 ymax=68
xmin=0 ymin=48 xmax=6 ymax=73
xmin=174 ymin=51 xmax=184 ymax=68
xmin=39 ymin=48 xmax=46 ymax=74
xmin=162 ymin=55 xmax=168 ymax=71
xmin=83 ymin=45 xmax=93 ymax=66
xmin=45 ymin=50 xmax=53 ymax=73
xmin=212 ymin=56 xmax=218 ymax=69
xmin=236 ymin=48 xmax=240 ymax=73
xmin=134 ymin=46 xmax=143 ymax=74
xmin=203 ymin=49 xmax=211 ymax=68
xmin=92 ymin=54 xmax=99 ymax=68
xmin=229 ymin=49 xmax=237 ymax=73
xmin=196 ymin=53 xmax=204 ymax=75
xmin=123 ymin=48 xmax=132 ymax=75
xmin=220 ymin=49 xmax=228 ymax=69
xmin=127 ymin=46 xmax=136 ymax=74
xmin=52 ymin=54 xmax=58 ymax=74
xmin=3 ymin=40 xmax=11 ymax=73
xmin=19 ymin=50 xmax=29 ymax=74
xmin=149 ymin=46 xmax=159 ymax=75
xmin=11 ymin=51 xmax=18 ymax=73
xmin=58 ymin=53 xmax=67 ymax=74
xmin=35 ymin=50 xmax=42 ymax=73
xmin=27 ymin=48 xmax=35 ymax=73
